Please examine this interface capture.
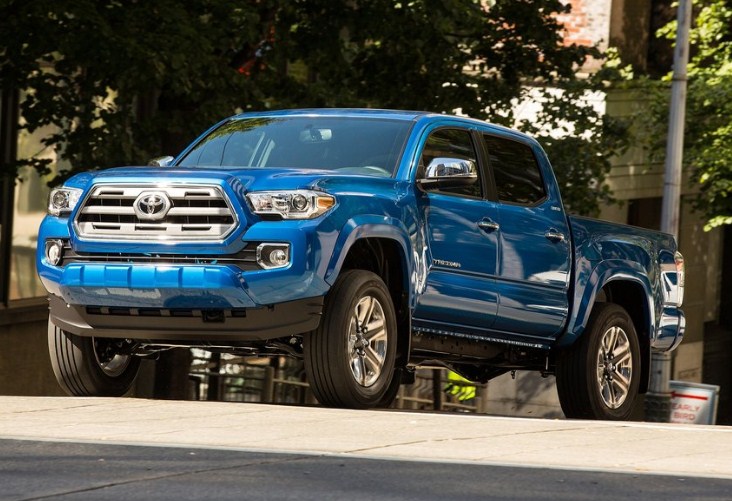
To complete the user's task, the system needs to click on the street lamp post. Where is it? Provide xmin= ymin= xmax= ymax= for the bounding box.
xmin=645 ymin=0 xmax=692 ymax=422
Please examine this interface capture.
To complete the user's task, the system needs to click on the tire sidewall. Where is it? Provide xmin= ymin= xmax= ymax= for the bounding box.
xmin=333 ymin=274 xmax=397 ymax=405
xmin=308 ymin=270 xmax=399 ymax=408
xmin=49 ymin=321 xmax=140 ymax=397
xmin=584 ymin=306 xmax=641 ymax=420
xmin=79 ymin=335 xmax=140 ymax=396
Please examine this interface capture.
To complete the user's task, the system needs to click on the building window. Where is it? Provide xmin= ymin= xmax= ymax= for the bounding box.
xmin=627 ymin=197 xmax=662 ymax=230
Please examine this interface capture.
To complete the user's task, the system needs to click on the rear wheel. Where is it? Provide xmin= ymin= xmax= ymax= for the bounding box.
xmin=48 ymin=320 xmax=141 ymax=396
xmin=556 ymin=303 xmax=640 ymax=420
xmin=304 ymin=270 xmax=398 ymax=408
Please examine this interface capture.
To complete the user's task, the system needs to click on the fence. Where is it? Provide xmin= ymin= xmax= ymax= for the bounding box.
xmin=188 ymin=350 xmax=487 ymax=413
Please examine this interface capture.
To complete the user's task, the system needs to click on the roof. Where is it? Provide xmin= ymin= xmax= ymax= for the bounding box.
xmin=228 ymin=108 xmax=536 ymax=146
xmin=231 ymin=108 xmax=437 ymax=121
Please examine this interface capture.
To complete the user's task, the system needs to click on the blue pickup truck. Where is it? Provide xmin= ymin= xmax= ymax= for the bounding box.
xmin=37 ymin=109 xmax=685 ymax=420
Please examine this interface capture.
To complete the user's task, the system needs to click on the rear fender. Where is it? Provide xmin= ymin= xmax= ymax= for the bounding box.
xmin=557 ymin=261 xmax=654 ymax=349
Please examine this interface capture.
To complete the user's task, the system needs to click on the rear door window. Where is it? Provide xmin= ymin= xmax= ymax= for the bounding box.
xmin=482 ymin=135 xmax=545 ymax=205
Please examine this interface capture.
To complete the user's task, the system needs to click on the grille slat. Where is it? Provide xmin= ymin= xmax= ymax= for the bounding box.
xmin=81 ymin=206 xmax=136 ymax=215
xmin=61 ymin=243 xmax=261 ymax=271
xmin=75 ymin=184 xmax=238 ymax=241
xmin=168 ymin=207 xmax=230 ymax=216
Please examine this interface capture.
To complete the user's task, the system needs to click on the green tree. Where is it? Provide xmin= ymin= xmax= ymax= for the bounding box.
xmin=683 ymin=0 xmax=732 ymax=230
xmin=0 ymin=0 xmax=627 ymax=215
xmin=644 ymin=0 xmax=732 ymax=230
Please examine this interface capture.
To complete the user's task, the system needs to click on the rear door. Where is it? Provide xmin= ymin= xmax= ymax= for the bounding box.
xmin=481 ymin=133 xmax=571 ymax=342
xmin=412 ymin=127 xmax=501 ymax=332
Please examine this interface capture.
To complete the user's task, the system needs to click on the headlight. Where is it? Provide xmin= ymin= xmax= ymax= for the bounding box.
xmin=246 ymin=190 xmax=336 ymax=220
xmin=48 ymin=187 xmax=83 ymax=216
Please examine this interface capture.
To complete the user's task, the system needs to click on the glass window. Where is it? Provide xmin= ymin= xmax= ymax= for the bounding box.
xmin=419 ymin=128 xmax=482 ymax=198
xmin=483 ymin=135 xmax=545 ymax=205
xmin=178 ymin=117 xmax=412 ymax=177
xmin=10 ymin=123 xmax=65 ymax=300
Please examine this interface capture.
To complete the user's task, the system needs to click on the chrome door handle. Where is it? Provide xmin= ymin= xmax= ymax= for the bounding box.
xmin=545 ymin=229 xmax=565 ymax=242
xmin=478 ymin=219 xmax=500 ymax=232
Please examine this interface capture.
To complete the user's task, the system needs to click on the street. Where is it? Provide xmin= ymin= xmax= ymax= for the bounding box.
xmin=1 ymin=397 xmax=731 ymax=500
xmin=3 ymin=439 xmax=731 ymax=501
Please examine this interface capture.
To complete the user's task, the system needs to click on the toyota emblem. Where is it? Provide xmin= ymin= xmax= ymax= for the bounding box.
xmin=134 ymin=191 xmax=171 ymax=220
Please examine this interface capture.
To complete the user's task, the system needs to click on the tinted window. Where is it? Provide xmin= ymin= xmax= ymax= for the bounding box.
xmin=178 ymin=117 xmax=412 ymax=177
xmin=483 ymin=135 xmax=545 ymax=205
xmin=419 ymin=128 xmax=482 ymax=198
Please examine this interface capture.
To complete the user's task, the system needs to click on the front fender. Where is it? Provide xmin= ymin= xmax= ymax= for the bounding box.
xmin=324 ymin=215 xmax=414 ymax=293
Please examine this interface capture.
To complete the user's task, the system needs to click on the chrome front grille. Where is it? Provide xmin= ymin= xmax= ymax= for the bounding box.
xmin=74 ymin=185 xmax=238 ymax=241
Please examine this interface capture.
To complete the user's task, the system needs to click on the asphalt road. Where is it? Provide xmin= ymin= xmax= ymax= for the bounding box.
xmin=2 ymin=439 xmax=730 ymax=501
xmin=1 ymin=397 xmax=731 ymax=500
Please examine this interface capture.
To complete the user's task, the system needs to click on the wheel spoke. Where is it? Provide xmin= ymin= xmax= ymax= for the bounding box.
xmin=358 ymin=354 xmax=368 ymax=386
xmin=365 ymin=317 xmax=385 ymax=336
xmin=364 ymin=346 xmax=384 ymax=380
xmin=615 ymin=349 xmax=632 ymax=366
xmin=366 ymin=324 xmax=387 ymax=344
xmin=601 ymin=379 xmax=616 ymax=407
xmin=596 ymin=325 xmax=633 ymax=410
xmin=348 ymin=318 xmax=358 ymax=350
xmin=364 ymin=297 xmax=377 ymax=325
xmin=347 ymin=293 xmax=389 ymax=388
xmin=356 ymin=296 xmax=373 ymax=325
xmin=614 ymin=370 xmax=631 ymax=393
xmin=350 ymin=352 xmax=364 ymax=384
xmin=605 ymin=327 xmax=619 ymax=354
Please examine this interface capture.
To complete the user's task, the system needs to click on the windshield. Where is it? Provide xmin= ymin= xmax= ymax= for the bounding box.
xmin=177 ymin=116 xmax=413 ymax=177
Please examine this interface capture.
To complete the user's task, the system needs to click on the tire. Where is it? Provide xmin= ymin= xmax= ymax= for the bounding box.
xmin=304 ymin=270 xmax=398 ymax=409
xmin=48 ymin=320 xmax=141 ymax=397
xmin=556 ymin=303 xmax=641 ymax=420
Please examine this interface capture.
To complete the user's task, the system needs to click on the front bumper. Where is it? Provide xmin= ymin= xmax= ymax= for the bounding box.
xmin=652 ymin=306 xmax=686 ymax=352
xmin=49 ymin=294 xmax=323 ymax=341
xmin=37 ymin=211 xmax=334 ymax=341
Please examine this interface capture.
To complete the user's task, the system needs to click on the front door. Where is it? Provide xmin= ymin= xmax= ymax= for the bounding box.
xmin=413 ymin=127 xmax=500 ymax=332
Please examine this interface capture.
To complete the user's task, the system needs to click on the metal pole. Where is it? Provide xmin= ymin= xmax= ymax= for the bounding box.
xmin=645 ymin=0 xmax=692 ymax=422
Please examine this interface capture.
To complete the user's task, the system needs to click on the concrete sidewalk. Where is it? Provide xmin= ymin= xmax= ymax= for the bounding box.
xmin=1 ymin=396 xmax=731 ymax=480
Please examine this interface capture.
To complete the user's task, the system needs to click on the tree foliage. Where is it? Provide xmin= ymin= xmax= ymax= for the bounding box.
xmin=684 ymin=0 xmax=732 ymax=230
xmin=0 ymin=0 xmax=628 ymax=215
xmin=643 ymin=0 xmax=732 ymax=230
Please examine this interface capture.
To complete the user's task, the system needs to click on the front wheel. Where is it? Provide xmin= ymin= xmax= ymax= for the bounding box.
xmin=48 ymin=320 xmax=141 ymax=396
xmin=304 ymin=270 xmax=398 ymax=409
xmin=556 ymin=303 xmax=641 ymax=420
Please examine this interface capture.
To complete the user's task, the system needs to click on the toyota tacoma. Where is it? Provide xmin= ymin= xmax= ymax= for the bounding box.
xmin=37 ymin=109 xmax=685 ymax=420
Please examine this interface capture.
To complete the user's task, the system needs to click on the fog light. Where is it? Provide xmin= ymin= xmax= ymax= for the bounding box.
xmin=256 ymin=243 xmax=290 ymax=270
xmin=269 ymin=249 xmax=288 ymax=267
xmin=45 ymin=239 xmax=65 ymax=266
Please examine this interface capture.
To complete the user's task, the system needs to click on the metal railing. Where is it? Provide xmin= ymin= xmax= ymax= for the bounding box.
xmin=188 ymin=350 xmax=486 ymax=413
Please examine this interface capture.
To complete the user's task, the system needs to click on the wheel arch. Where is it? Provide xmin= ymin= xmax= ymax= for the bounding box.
xmin=559 ymin=262 xmax=655 ymax=394
xmin=324 ymin=217 xmax=415 ymax=368
xmin=336 ymin=235 xmax=411 ymax=367
xmin=600 ymin=279 xmax=652 ymax=394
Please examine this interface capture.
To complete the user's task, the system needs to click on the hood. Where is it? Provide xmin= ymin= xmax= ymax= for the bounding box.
xmin=64 ymin=166 xmax=395 ymax=196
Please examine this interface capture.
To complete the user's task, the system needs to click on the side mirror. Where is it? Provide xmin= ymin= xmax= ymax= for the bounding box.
xmin=417 ymin=157 xmax=478 ymax=189
xmin=147 ymin=156 xmax=175 ymax=167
